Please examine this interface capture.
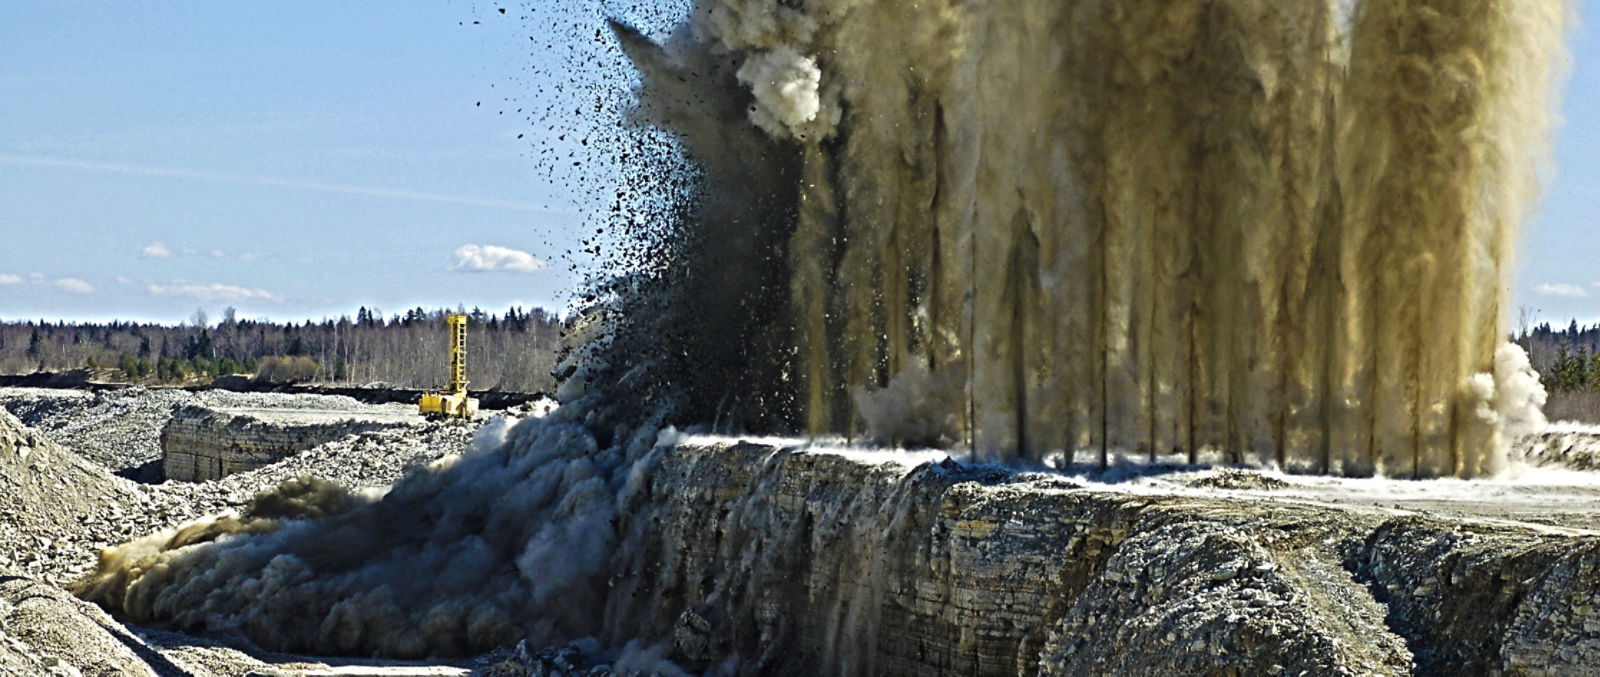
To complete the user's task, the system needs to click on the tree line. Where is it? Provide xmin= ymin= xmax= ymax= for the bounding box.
xmin=0 ymin=305 xmax=564 ymax=393
xmin=1517 ymin=318 xmax=1600 ymax=423
xmin=1518 ymin=319 xmax=1600 ymax=392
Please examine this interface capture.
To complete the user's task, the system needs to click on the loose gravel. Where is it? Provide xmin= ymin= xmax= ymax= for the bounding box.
xmin=0 ymin=387 xmax=521 ymax=675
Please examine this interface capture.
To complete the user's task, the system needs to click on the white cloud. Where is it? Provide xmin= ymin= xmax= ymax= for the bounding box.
xmin=0 ymin=274 xmax=20 ymax=285
xmin=1535 ymin=283 xmax=1590 ymax=299
xmin=54 ymin=278 xmax=94 ymax=294
xmin=115 ymin=275 xmax=133 ymax=285
xmin=141 ymin=242 xmax=172 ymax=258
xmin=450 ymin=244 xmax=548 ymax=274
xmin=147 ymin=280 xmax=284 ymax=303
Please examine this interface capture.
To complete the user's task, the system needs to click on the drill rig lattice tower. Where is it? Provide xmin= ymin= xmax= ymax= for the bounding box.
xmin=419 ymin=313 xmax=478 ymax=418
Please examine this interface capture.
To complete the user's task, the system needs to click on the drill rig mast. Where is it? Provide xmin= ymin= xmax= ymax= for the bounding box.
xmin=419 ymin=313 xmax=478 ymax=418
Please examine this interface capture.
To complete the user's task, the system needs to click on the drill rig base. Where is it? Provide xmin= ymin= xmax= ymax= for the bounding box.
xmin=419 ymin=390 xmax=479 ymax=419
xmin=419 ymin=313 xmax=479 ymax=419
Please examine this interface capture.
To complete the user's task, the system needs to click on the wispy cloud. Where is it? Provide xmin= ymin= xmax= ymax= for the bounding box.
xmin=0 ymin=153 xmax=563 ymax=213
xmin=147 ymin=280 xmax=284 ymax=303
xmin=143 ymin=244 xmax=260 ymax=262
xmin=1535 ymin=282 xmax=1590 ymax=299
xmin=0 ymin=273 xmax=93 ymax=293
xmin=450 ymin=244 xmax=548 ymax=274
xmin=54 ymin=278 xmax=94 ymax=294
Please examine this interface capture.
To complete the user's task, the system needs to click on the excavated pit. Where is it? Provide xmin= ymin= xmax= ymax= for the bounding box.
xmin=4 ymin=387 xmax=1600 ymax=674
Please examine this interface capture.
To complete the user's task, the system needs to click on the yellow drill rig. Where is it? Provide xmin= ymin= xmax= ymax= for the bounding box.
xmin=419 ymin=313 xmax=479 ymax=418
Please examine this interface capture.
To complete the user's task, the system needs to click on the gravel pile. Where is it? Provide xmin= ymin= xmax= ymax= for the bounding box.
xmin=0 ymin=408 xmax=147 ymax=588
xmin=1186 ymin=468 xmax=1293 ymax=491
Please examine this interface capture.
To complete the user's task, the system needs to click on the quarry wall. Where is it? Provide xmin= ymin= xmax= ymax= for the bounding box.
xmin=608 ymin=441 xmax=1600 ymax=675
xmin=160 ymin=404 xmax=413 ymax=482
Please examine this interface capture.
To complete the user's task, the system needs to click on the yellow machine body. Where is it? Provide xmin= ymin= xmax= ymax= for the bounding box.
xmin=420 ymin=314 xmax=479 ymax=418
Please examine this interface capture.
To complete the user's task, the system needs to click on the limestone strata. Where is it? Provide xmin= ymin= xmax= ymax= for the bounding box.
xmin=161 ymin=404 xmax=417 ymax=481
xmin=608 ymin=441 xmax=1600 ymax=674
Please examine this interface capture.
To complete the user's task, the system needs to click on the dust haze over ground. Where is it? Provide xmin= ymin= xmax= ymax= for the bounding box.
xmin=6 ymin=0 xmax=1595 ymax=674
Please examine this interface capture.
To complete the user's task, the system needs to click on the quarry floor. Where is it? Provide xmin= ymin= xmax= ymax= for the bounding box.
xmin=1 ymin=386 xmax=1599 ymax=674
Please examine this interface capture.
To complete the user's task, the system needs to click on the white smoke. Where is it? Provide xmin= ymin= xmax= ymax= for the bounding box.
xmin=1494 ymin=342 xmax=1549 ymax=438
xmin=736 ymin=46 xmax=832 ymax=140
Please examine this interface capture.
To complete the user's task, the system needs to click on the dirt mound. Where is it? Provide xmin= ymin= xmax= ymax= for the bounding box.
xmin=0 ymin=409 xmax=145 ymax=586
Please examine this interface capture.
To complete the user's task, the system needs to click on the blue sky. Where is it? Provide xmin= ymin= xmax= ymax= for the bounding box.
xmin=1 ymin=1 xmax=1599 ymax=328
xmin=1522 ymin=0 xmax=1600 ymax=330
xmin=1 ymin=2 xmax=591 ymax=324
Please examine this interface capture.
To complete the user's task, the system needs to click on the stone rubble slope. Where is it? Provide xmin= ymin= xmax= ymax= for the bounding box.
xmin=0 ymin=408 xmax=146 ymax=587
xmin=0 ymin=575 xmax=164 ymax=677
xmin=0 ymin=394 xmax=480 ymax=589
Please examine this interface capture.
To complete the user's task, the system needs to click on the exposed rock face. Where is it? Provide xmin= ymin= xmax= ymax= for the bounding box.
xmin=607 ymin=440 xmax=1600 ymax=675
xmin=1346 ymin=518 xmax=1600 ymax=674
xmin=161 ymin=404 xmax=420 ymax=481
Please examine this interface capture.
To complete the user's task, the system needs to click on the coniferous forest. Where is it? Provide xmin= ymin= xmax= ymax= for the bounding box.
xmin=0 ymin=305 xmax=564 ymax=393
xmin=1519 ymin=319 xmax=1600 ymax=423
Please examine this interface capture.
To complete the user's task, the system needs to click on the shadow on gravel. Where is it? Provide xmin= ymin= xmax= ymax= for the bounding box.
xmin=115 ymin=458 xmax=166 ymax=484
xmin=100 ymin=623 xmax=189 ymax=677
